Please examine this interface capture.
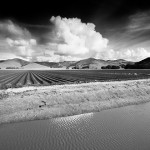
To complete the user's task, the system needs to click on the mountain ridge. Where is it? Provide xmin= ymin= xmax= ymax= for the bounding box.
xmin=0 ymin=57 xmax=145 ymax=69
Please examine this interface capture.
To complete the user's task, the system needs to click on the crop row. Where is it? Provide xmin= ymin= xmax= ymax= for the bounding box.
xmin=0 ymin=69 xmax=150 ymax=89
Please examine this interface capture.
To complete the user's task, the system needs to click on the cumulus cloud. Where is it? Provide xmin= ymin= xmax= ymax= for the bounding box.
xmin=0 ymin=17 xmax=150 ymax=62
xmin=47 ymin=16 xmax=150 ymax=62
xmin=118 ymin=48 xmax=150 ymax=61
xmin=36 ymin=49 xmax=82 ymax=62
xmin=33 ymin=16 xmax=150 ymax=62
xmin=50 ymin=16 xmax=108 ymax=58
xmin=6 ymin=38 xmax=36 ymax=47
xmin=6 ymin=38 xmax=36 ymax=58
xmin=0 ymin=20 xmax=38 ymax=60
xmin=101 ymin=48 xmax=150 ymax=61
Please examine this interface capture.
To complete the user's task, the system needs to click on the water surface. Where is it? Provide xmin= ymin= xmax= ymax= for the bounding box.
xmin=1 ymin=103 xmax=150 ymax=150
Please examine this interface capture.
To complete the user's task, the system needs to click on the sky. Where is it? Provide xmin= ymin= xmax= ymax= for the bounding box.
xmin=1 ymin=0 xmax=150 ymax=62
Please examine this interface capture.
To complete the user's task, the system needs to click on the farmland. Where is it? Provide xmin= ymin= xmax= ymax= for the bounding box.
xmin=0 ymin=69 xmax=150 ymax=89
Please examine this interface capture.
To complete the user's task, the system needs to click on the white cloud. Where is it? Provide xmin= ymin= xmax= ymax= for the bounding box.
xmin=0 ymin=20 xmax=37 ymax=60
xmin=7 ymin=38 xmax=36 ymax=47
xmin=6 ymin=38 xmax=36 ymax=58
xmin=0 ymin=53 xmax=21 ymax=60
xmin=30 ymin=39 xmax=36 ymax=45
xmin=117 ymin=48 xmax=150 ymax=61
xmin=50 ymin=16 xmax=108 ymax=58
xmin=100 ymin=48 xmax=150 ymax=61
xmin=36 ymin=51 xmax=82 ymax=62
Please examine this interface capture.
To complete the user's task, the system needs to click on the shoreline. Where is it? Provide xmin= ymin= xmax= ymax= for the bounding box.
xmin=1 ymin=79 xmax=150 ymax=125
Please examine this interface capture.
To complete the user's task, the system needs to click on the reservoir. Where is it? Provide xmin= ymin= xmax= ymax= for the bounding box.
xmin=1 ymin=102 xmax=150 ymax=150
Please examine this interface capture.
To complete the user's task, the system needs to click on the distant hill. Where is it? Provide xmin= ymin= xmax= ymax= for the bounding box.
xmin=0 ymin=58 xmax=29 ymax=69
xmin=71 ymin=58 xmax=106 ymax=69
xmin=67 ymin=58 xmax=132 ymax=69
xmin=36 ymin=61 xmax=77 ymax=69
xmin=106 ymin=59 xmax=131 ymax=65
xmin=22 ymin=63 xmax=50 ymax=69
xmin=59 ymin=61 xmax=77 ymax=68
xmin=125 ymin=57 xmax=150 ymax=69
xmin=35 ymin=62 xmax=61 ymax=68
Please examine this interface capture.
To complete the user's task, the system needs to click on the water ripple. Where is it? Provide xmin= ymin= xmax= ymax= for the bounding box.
xmin=1 ymin=103 xmax=150 ymax=150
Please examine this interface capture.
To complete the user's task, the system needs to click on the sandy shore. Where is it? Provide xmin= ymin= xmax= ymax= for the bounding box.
xmin=1 ymin=79 xmax=150 ymax=124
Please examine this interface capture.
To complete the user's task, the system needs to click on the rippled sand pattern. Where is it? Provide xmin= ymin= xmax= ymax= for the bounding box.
xmin=1 ymin=103 xmax=150 ymax=150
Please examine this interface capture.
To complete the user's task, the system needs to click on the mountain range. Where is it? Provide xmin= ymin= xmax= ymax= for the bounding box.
xmin=0 ymin=57 xmax=149 ymax=69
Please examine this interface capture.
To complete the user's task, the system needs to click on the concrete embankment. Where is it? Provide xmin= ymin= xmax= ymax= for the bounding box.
xmin=1 ymin=79 xmax=150 ymax=124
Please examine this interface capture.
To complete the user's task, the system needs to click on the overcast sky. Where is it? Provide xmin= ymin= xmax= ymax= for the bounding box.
xmin=0 ymin=0 xmax=150 ymax=62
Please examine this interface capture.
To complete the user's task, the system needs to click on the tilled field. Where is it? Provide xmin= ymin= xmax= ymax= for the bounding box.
xmin=0 ymin=69 xmax=150 ymax=89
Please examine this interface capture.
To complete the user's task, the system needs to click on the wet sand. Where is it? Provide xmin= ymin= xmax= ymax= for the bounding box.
xmin=1 ymin=79 xmax=150 ymax=124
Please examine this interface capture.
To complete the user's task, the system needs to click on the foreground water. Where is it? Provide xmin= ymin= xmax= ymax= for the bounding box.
xmin=1 ymin=103 xmax=150 ymax=150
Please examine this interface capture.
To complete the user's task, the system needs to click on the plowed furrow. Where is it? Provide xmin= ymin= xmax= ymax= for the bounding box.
xmin=0 ymin=72 xmax=20 ymax=79
xmin=0 ymin=73 xmax=24 ymax=84
xmin=31 ymin=72 xmax=45 ymax=84
xmin=15 ymin=72 xmax=28 ymax=87
xmin=30 ymin=73 xmax=41 ymax=85
xmin=35 ymin=72 xmax=63 ymax=83
xmin=10 ymin=73 xmax=28 ymax=87
xmin=24 ymin=72 xmax=33 ymax=85
xmin=37 ymin=71 xmax=82 ymax=83
xmin=42 ymin=74 xmax=80 ymax=83
xmin=33 ymin=73 xmax=54 ymax=84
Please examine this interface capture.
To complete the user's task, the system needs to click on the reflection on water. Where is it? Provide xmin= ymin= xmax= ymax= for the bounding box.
xmin=1 ymin=103 xmax=150 ymax=150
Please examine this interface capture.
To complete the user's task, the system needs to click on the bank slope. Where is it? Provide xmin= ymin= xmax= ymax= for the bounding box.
xmin=1 ymin=79 xmax=150 ymax=124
